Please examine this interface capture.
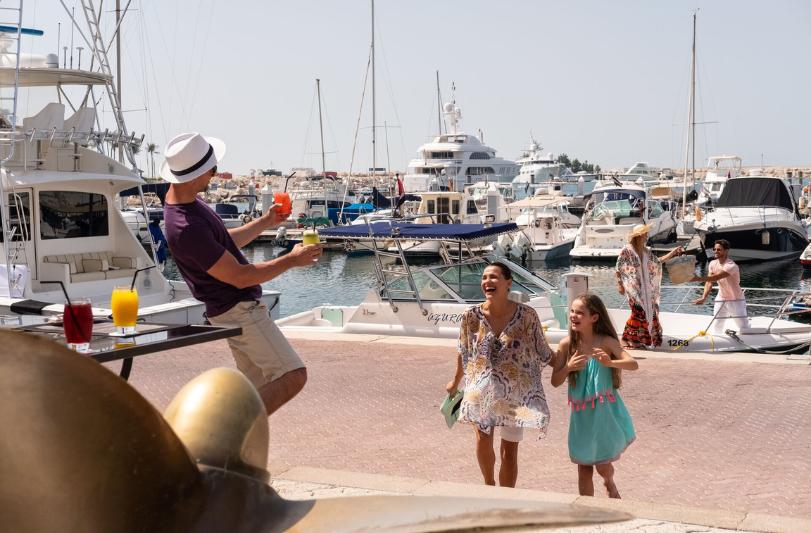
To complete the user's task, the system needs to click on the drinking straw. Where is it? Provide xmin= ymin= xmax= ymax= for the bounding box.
xmin=130 ymin=265 xmax=157 ymax=291
xmin=40 ymin=280 xmax=86 ymax=340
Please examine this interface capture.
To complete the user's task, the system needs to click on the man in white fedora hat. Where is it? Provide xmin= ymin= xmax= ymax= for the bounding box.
xmin=161 ymin=132 xmax=321 ymax=416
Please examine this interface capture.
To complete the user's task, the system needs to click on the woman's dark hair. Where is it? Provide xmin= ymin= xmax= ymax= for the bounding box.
xmin=484 ymin=261 xmax=512 ymax=280
xmin=714 ymin=239 xmax=730 ymax=250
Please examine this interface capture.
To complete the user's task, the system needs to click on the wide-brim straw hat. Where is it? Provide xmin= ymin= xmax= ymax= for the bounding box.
xmin=160 ymin=132 xmax=226 ymax=183
xmin=627 ymin=223 xmax=650 ymax=241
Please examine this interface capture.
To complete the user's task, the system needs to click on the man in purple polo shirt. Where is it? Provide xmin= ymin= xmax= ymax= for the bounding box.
xmin=161 ymin=132 xmax=321 ymax=416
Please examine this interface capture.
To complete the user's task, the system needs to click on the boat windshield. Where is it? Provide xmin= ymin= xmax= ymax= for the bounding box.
xmin=384 ymin=271 xmax=456 ymax=301
xmin=590 ymin=199 xmax=633 ymax=220
xmin=430 ymin=261 xmax=548 ymax=301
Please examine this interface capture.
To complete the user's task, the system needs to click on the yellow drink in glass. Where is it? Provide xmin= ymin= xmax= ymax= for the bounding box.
xmin=302 ymin=229 xmax=320 ymax=245
xmin=111 ymin=286 xmax=139 ymax=335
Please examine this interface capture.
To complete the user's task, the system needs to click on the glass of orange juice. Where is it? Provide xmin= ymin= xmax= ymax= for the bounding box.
xmin=111 ymin=286 xmax=139 ymax=336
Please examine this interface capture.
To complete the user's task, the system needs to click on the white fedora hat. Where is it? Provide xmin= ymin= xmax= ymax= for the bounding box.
xmin=160 ymin=132 xmax=226 ymax=183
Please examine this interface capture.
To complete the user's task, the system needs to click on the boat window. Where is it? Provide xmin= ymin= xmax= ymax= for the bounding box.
xmin=467 ymin=167 xmax=496 ymax=176
xmin=452 ymin=200 xmax=460 ymax=215
xmin=0 ymin=192 xmax=31 ymax=242
xmin=436 ymin=197 xmax=451 ymax=223
xmin=426 ymin=200 xmax=435 ymax=213
xmin=470 ymin=152 xmax=491 ymax=160
xmin=39 ymin=191 xmax=109 ymax=240
xmin=432 ymin=263 xmax=487 ymax=300
xmin=648 ymin=201 xmax=664 ymax=218
xmin=466 ymin=199 xmax=478 ymax=215
xmin=384 ymin=271 xmax=454 ymax=301
xmin=431 ymin=262 xmax=548 ymax=301
xmin=430 ymin=151 xmax=454 ymax=159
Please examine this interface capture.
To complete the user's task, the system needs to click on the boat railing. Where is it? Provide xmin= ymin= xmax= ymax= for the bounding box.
xmin=650 ymin=284 xmax=811 ymax=334
xmin=0 ymin=128 xmax=145 ymax=171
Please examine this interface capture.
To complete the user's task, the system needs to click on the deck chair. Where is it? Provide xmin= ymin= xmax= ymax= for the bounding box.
xmin=21 ymin=102 xmax=65 ymax=132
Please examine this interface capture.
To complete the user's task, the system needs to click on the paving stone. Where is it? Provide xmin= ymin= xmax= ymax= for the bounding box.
xmin=121 ymin=338 xmax=811 ymax=521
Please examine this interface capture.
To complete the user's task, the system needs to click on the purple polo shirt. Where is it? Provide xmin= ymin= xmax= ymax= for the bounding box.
xmin=164 ymin=198 xmax=261 ymax=317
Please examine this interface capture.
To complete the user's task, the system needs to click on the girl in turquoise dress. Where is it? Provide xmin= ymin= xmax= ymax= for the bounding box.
xmin=552 ymin=293 xmax=638 ymax=498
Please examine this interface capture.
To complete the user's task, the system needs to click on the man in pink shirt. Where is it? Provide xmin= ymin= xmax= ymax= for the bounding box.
xmin=691 ymin=239 xmax=749 ymax=333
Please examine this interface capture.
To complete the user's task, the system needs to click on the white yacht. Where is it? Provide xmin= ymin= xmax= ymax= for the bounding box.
xmin=0 ymin=17 xmax=279 ymax=323
xmin=570 ymin=180 xmax=677 ymax=259
xmin=278 ymin=223 xmax=811 ymax=353
xmin=386 ymin=187 xmax=509 ymax=256
xmin=697 ymin=155 xmax=742 ymax=206
xmin=510 ymin=137 xmax=569 ymax=199
xmin=623 ymin=161 xmax=660 ymax=180
xmin=694 ymin=175 xmax=809 ymax=262
xmin=403 ymin=102 xmax=518 ymax=193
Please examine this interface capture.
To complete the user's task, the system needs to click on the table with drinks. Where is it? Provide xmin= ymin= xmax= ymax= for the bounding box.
xmin=10 ymin=282 xmax=241 ymax=381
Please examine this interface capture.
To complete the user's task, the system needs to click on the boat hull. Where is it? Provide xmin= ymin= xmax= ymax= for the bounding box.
xmin=698 ymin=227 xmax=808 ymax=262
xmin=279 ymin=302 xmax=811 ymax=354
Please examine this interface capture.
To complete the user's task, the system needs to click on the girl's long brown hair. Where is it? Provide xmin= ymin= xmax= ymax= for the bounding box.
xmin=567 ymin=293 xmax=622 ymax=389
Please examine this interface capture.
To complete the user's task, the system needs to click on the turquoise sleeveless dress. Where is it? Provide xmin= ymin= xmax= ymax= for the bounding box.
xmin=568 ymin=357 xmax=636 ymax=465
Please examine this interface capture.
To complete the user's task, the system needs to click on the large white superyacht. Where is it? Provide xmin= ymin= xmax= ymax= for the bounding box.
xmin=402 ymin=102 xmax=518 ymax=193
xmin=510 ymin=136 xmax=570 ymax=199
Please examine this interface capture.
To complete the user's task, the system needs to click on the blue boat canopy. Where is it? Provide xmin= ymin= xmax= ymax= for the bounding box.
xmin=320 ymin=222 xmax=518 ymax=241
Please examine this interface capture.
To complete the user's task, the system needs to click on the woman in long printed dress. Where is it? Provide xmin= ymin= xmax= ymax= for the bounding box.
xmin=615 ymin=224 xmax=684 ymax=348
xmin=445 ymin=262 xmax=553 ymax=488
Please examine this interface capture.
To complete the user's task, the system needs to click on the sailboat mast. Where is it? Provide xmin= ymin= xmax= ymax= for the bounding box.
xmin=371 ymin=0 xmax=376 ymax=177
xmin=682 ymin=11 xmax=696 ymax=218
xmin=436 ymin=70 xmax=442 ymax=135
xmin=316 ymin=79 xmax=326 ymax=179
xmin=690 ymin=12 xmax=697 ymax=189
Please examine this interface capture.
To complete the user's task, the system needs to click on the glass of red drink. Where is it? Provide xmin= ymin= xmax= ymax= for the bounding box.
xmin=63 ymin=298 xmax=93 ymax=352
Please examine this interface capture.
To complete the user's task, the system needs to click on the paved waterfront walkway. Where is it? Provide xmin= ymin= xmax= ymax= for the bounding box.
xmin=123 ymin=336 xmax=811 ymax=525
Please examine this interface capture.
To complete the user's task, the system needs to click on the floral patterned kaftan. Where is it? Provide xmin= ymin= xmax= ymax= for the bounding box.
xmin=457 ymin=303 xmax=552 ymax=437
xmin=616 ymin=244 xmax=663 ymax=348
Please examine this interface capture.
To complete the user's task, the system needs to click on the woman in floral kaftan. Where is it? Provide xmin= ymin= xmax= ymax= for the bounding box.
xmin=615 ymin=224 xmax=684 ymax=348
xmin=445 ymin=262 xmax=553 ymax=488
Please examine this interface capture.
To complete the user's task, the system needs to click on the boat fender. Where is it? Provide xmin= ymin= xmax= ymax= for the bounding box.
xmin=799 ymin=196 xmax=807 ymax=209
xmin=761 ymin=230 xmax=770 ymax=246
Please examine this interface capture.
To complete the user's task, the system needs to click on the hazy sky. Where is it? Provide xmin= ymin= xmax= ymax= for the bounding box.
xmin=23 ymin=0 xmax=811 ymax=176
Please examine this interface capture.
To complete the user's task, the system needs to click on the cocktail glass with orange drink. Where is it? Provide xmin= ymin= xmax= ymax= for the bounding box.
xmin=273 ymin=192 xmax=292 ymax=217
xmin=111 ymin=286 xmax=139 ymax=336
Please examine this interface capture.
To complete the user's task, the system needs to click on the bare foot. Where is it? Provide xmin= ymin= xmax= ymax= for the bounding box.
xmin=604 ymin=480 xmax=621 ymax=499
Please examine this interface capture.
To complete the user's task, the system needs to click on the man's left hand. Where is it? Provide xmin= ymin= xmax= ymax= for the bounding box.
xmin=262 ymin=204 xmax=289 ymax=227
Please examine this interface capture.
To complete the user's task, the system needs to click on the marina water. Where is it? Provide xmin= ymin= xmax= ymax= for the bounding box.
xmin=163 ymin=245 xmax=811 ymax=320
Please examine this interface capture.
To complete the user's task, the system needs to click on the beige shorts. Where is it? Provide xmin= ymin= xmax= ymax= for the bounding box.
xmin=479 ymin=425 xmax=524 ymax=443
xmin=500 ymin=426 xmax=524 ymax=443
xmin=208 ymin=300 xmax=305 ymax=388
